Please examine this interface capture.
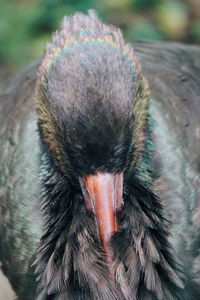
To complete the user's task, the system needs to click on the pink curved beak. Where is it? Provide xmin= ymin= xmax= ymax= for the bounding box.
xmin=79 ymin=172 xmax=123 ymax=261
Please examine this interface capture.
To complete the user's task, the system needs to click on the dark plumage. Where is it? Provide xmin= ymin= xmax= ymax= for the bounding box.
xmin=0 ymin=11 xmax=200 ymax=300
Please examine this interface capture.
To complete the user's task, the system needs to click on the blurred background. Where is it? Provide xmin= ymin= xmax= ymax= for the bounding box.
xmin=0 ymin=0 xmax=200 ymax=84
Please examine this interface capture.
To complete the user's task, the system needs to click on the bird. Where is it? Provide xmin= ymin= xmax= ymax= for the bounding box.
xmin=0 ymin=10 xmax=200 ymax=300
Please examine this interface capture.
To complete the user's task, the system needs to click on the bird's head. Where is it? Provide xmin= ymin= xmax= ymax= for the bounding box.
xmin=34 ymin=12 xmax=185 ymax=300
xmin=36 ymin=12 xmax=150 ymax=265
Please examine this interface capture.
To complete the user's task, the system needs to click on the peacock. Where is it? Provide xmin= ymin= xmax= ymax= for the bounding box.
xmin=0 ymin=11 xmax=200 ymax=300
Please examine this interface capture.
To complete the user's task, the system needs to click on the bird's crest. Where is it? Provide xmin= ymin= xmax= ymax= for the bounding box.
xmin=38 ymin=11 xmax=140 ymax=85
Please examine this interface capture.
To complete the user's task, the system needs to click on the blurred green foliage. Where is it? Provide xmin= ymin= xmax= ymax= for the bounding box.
xmin=0 ymin=0 xmax=200 ymax=72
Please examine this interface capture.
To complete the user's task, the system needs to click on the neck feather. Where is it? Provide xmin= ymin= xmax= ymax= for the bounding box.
xmin=34 ymin=153 xmax=188 ymax=300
